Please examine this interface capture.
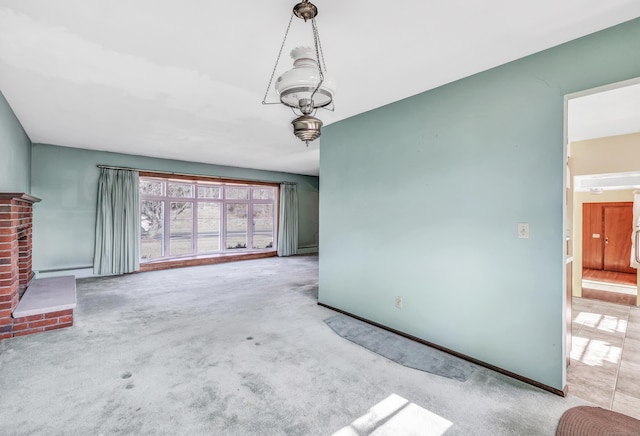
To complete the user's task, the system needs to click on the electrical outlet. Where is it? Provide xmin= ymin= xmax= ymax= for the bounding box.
xmin=395 ymin=296 xmax=403 ymax=309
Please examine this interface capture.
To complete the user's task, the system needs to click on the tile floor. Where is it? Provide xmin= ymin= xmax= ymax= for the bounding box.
xmin=568 ymin=297 xmax=640 ymax=419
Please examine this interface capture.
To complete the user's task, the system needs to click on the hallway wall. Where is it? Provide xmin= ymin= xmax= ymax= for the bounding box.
xmin=570 ymin=133 xmax=640 ymax=299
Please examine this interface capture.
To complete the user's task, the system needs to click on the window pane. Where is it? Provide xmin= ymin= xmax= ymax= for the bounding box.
xmin=198 ymin=185 xmax=221 ymax=199
xmin=140 ymin=178 xmax=277 ymax=260
xmin=253 ymin=204 xmax=274 ymax=249
xmin=168 ymin=183 xmax=194 ymax=198
xmin=225 ymin=187 xmax=249 ymax=200
xmin=252 ymin=188 xmax=275 ymax=200
xmin=140 ymin=179 xmax=163 ymax=196
xmin=226 ymin=203 xmax=247 ymax=249
xmin=198 ymin=203 xmax=220 ymax=253
xmin=141 ymin=200 xmax=164 ymax=259
xmin=170 ymin=202 xmax=193 ymax=255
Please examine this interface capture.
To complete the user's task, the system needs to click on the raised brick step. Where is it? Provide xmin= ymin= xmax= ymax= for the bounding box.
xmin=9 ymin=276 xmax=77 ymax=338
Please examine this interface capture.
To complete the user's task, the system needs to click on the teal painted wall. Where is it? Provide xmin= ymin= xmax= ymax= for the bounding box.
xmin=319 ymin=18 xmax=640 ymax=390
xmin=31 ymin=143 xmax=319 ymax=274
xmin=0 ymin=91 xmax=31 ymax=192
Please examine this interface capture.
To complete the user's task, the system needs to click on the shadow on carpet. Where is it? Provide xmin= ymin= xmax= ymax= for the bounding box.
xmin=325 ymin=315 xmax=477 ymax=382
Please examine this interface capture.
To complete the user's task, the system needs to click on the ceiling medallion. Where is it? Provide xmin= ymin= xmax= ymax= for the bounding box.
xmin=262 ymin=1 xmax=335 ymax=147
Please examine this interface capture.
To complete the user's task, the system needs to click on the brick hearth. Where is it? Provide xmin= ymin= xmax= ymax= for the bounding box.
xmin=0 ymin=193 xmax=45 ymax=339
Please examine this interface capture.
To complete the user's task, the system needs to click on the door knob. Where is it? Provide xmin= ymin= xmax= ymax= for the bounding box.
xmin=605 ymin=237 xmax=609 ymax=244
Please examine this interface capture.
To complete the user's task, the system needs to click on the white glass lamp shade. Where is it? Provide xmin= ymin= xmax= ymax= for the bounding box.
xmin=275 ymin=46 xmax=336 ymax=111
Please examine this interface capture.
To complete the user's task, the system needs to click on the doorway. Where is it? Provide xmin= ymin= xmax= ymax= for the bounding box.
xmin=582 ymin=201 xmax=637 ymax=305
xmin=565 ymin=77 xmax=640 ymax=405
xmin=565 ymin=77 xmax=640 ymax=306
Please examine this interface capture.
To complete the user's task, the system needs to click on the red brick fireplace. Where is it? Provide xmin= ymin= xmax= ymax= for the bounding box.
xmin=0 ymin=193 xmax=77 ymax=339
xmin=0 ymin=193 xmax=40 ymax=339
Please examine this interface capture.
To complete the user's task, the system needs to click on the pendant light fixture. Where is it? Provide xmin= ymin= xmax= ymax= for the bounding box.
xmin=262 ymin=1 xmax=335 ymax=146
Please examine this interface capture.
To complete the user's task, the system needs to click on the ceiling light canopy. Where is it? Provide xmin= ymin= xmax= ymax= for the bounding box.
xmin=262 ymin=1 xmax=335 ymax=147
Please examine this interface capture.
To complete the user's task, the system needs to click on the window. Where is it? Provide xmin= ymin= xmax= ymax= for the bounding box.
xmin=139 ymin=177 xmax=277 ymax=261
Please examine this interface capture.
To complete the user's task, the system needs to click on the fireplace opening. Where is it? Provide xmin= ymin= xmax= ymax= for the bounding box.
xmin=17 ymin=230 xmax=31 ymax=299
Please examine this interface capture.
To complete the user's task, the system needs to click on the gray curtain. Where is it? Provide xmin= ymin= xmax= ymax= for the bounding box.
xmin=278 ymin=183 xmax=298 ymax=256
xmin=93 ymin=168 xmax=140 ymax=275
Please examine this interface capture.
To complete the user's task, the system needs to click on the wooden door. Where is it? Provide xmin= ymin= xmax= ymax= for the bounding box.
xmin=583 ymin=202 xmax=635 ymax=274
xmin=603 ymin=205 xmax=635 ymax=274
xmin=583 ymin=203 xmax=603 ymax=270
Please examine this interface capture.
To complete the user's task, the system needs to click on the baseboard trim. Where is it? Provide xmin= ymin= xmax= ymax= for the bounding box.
xmin=297 ymin=246 xmax=319 ymax=255
xmin=318 ymin=302 xmax=567 ymax=397
xmin=36 ymin=267 xmax=95 ymax=279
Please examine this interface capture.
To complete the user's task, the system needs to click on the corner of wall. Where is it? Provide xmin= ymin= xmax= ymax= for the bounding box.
xmin=0 ymin=90 xmax=32 ymax=193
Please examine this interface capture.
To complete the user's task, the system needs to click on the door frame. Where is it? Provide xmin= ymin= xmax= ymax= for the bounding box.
xmin=562 ymin=76 xmax=640 ymax=379
xmin=564 ymin=76 xmax=640 ymax=299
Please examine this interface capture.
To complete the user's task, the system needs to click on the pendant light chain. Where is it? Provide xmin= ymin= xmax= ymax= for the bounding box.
xmin=262 ymin=13 xmax=295 ymax=105
xmin=312 ymin=19 xmax=328 ymax=73
xmin=312 ymin=18 xmax=334 ymax=111
xmin=308 ymin=18 xmax=324 ymax=110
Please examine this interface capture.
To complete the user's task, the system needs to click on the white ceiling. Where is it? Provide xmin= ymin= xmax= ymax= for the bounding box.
xmin=1 ymin=1 xmax=639 ymax=176
xmin=568 ymin=81 xmax=640 ymax=143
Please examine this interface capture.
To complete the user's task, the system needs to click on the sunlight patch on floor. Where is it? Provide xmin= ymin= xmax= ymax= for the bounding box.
xmin=332 ymin=394 xmax=453 ymax=436
xmin=571 ymin=336 xmax=622 ymax=366
xmin=599 ymin=316 xmax=628 ymax=334
xmin=574 ymin=311 xmax=627 ymax=334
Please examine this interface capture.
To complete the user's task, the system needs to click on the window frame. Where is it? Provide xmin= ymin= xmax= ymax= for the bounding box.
xmin=139 ymin=174 xmax=278 ymax=263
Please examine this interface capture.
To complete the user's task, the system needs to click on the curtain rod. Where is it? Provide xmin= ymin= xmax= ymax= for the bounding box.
xmin=96 ymin=165 xmax=297 ymax=185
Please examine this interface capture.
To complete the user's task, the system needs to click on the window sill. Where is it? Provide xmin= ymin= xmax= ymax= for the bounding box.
xmin=139 ymin=250 xmax=277 ymax=272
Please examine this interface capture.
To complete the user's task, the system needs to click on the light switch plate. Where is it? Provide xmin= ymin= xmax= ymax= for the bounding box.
xmin=518 ymin=223 xmax=529 ymax=239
